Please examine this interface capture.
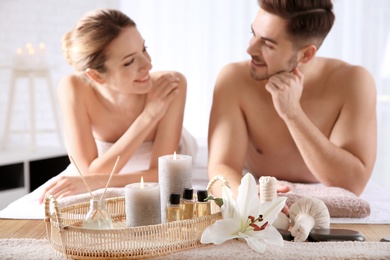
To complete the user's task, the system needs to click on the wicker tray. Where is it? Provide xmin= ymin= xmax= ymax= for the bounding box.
xmin=45 ymin=176 xmax=227 ymax=259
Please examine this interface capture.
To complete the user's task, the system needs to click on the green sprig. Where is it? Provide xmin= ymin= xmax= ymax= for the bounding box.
xmin=205 ymin=195 xmax=224 ymax=207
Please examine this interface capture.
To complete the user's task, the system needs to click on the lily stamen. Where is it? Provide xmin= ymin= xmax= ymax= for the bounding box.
xmin=200 ymin=173 xmax=287 ymax=253
xmin=247 ymin=215 xmax=268 ymax=231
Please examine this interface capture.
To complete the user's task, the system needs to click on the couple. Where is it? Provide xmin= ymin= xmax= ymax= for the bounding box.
xmin=37 ymin=0 xmax=376 ymax=203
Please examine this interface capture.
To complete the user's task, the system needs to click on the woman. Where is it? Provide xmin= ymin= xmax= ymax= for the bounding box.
xmin=37 ymin=9 xmax=190 ymax=203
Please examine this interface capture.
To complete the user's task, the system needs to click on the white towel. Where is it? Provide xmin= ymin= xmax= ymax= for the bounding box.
xmin=1 ymin=238 xmax=389 ymax=260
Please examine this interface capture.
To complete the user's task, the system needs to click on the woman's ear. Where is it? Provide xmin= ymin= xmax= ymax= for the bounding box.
xmin=85 ymin=68 xmax=106 ymax=85
xmin=299 ymin=45 xmax=317 ymax=64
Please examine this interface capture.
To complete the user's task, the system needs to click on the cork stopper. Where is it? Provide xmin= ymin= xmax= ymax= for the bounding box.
xmin=259 ymin=176 xmax=277 ymax=203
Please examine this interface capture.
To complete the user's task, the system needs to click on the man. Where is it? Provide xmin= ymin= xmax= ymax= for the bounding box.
xmin=208 ymin=0 xmax=376 ymax=198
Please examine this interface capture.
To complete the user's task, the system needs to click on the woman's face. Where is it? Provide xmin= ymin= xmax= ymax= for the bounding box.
xmin=101 ymin=26 xmax=153 ymax=94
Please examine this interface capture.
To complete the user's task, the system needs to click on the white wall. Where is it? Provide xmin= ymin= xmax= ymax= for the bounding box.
xmin=0 ymin=0 xmax=389 ymax=190
xmin=120 ymin=0 xmax=259 ymax=145
xmin=120 ymin=0 xmax=390 ymax=190
xmin=0 ymin=0 xmax=120 ymax=148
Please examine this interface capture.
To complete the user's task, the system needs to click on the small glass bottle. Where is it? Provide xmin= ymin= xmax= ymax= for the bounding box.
xmin=196 ymin=190 xmax=211 ymax=217
xmin=181 ymin=188 xmax=195 ymax=220
xmin=166 ymin=193 xmax=182 ymax=222
xmin=83 ymin=199 xmax=113 ymax=229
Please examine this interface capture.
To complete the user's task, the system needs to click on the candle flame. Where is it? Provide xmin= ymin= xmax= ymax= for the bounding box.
xmin=16 ymin=48 xmax=23 ymax=55
xmin=173 ymin=151 xmax=177 ymax=160
xmin=39 ymin=42 xmax=45 ymax=49
xmin=140 ymin=176 xmax=144 ymax=189
xmin=26 ymin=42 xmax=33 ymax=50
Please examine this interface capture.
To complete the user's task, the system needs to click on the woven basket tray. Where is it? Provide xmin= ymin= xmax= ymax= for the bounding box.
xmin=44 ymin=176 xmax=228 ymax=259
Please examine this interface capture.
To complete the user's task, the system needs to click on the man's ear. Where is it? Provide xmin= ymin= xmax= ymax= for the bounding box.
xmin=85 ymin=68 xmax=106 ymax=85
xmin=299 ymin=44 xmax=317 ymax=64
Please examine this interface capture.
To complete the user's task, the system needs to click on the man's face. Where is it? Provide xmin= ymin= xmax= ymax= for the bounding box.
xmin=247 ymin=8 xmax=300 ymax=81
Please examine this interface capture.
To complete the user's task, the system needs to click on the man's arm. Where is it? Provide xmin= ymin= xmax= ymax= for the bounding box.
xmin=267 ymin=66 xmax=376 ymax=195
xmin=208 ymin=64 xmax=249 ymax=198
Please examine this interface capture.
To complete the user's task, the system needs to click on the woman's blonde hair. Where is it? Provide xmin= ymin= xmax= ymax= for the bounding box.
xmin=62 ymin=9 xmax=136 ymax=73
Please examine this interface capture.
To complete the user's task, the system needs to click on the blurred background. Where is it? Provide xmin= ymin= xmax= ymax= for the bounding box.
xmin=0 ymin=0 xmax=389 ymax=192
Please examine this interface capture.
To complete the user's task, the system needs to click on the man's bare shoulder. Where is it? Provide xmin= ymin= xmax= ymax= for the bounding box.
xmin=320 ymin=57 xmax=375 ymax=92
xmin=217 ymin=60 xmax=250 ymax=80
xmin=215 ymin=60 xmax=253 ymax=92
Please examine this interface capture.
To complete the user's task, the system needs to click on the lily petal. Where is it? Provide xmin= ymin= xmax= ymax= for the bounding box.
xmin=261 ymin=226 xmax=284 ymax=246
xmin=259 ymin=197 xmax=287 ymax=225
xmin=239 ymin=232 xmax=267 ymax=253
xmin=246 ymin=225 xmax=284 ymax=247
xmin=201 ymin=218 xmax=240 ymax=245
xmin=201 ymin=173 xmax=286 ymax=253
xmin=221 ymin=184 xmax=236 ymax=219
xmin=237 ymin=173 xmax=259 ymax=219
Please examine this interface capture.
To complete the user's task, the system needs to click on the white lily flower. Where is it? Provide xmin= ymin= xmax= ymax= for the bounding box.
xmin=201 ymin=173 xmax=287 ymax=253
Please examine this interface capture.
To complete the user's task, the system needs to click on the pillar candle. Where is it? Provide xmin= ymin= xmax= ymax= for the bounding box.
xmin=159 ymin=153 xmax=192 ymax=223
xmin=125 ymin=180 xmax=161 ymax=227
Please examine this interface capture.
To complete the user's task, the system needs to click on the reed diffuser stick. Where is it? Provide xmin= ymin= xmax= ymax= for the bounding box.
xmin=69 ymin=156 xmax=94 ymax=199
xmin=100 ymin=156 xmax=120 ymax=200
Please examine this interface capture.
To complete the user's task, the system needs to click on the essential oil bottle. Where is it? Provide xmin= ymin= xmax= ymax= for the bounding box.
xmin=196 ymin=189 xmax=211 ymax=217
xmin=166 ymin=193 xmax=182 ymax=222
xmin=181 ymin=188 xmax=195 ymax=220
xmin=83 ymin=199 xmax=113 ymax=229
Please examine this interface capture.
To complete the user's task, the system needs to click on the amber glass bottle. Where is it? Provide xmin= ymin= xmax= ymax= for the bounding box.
xmin=195 ymin=190 xmax=211 ymax=217
xmin=166 ymin=193 xmax=182 ymax=222
xmin=181 ymin=188 xmax=195 ymax=220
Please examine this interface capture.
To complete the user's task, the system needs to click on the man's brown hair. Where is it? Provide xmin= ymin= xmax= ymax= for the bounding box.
xmin=259 ymin=0 xmax=335 ymax=49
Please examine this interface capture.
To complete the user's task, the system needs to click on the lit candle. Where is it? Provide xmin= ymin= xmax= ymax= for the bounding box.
xmin=36 ymin=42 xmax=47 ymax=68
xmin=13 ymin=48 xmax=26 ymax=68
xmin=25 ymin=42 xmax=33 ymax=50
xmin=125 ymin=177 xmax=161 ymax=227
xmin=159 ymin=152 xmax=192 ymax=223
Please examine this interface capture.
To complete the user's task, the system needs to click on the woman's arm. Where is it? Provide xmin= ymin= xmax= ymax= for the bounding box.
xmin=149 ymin=71 xmax=187 ymax=169
xmin=38 ymin=71 xmax=186 ymax=202
xmin=59 ymin=72 xmax=183 ymax=175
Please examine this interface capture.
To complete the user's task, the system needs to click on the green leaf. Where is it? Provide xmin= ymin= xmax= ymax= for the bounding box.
xmin=205 ymin=195 xmax=224 ymax=207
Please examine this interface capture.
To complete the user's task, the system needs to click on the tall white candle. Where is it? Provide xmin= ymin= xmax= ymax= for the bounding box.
xmin=125 ymin=179 xmax=161 ymax=227
xmin=159 ymin=153 xmax=192 ymax=223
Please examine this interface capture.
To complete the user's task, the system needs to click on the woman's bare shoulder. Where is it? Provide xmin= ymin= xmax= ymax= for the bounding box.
xmin=57 ymin=74 xmax=93 ymax=103
xmin=57 ymin=74 xmax=91 ymax=93
xmin=150 ymin=71 xmax=186 ymax=81
xmin=150 ymin=71 xmax=187 ymax=93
